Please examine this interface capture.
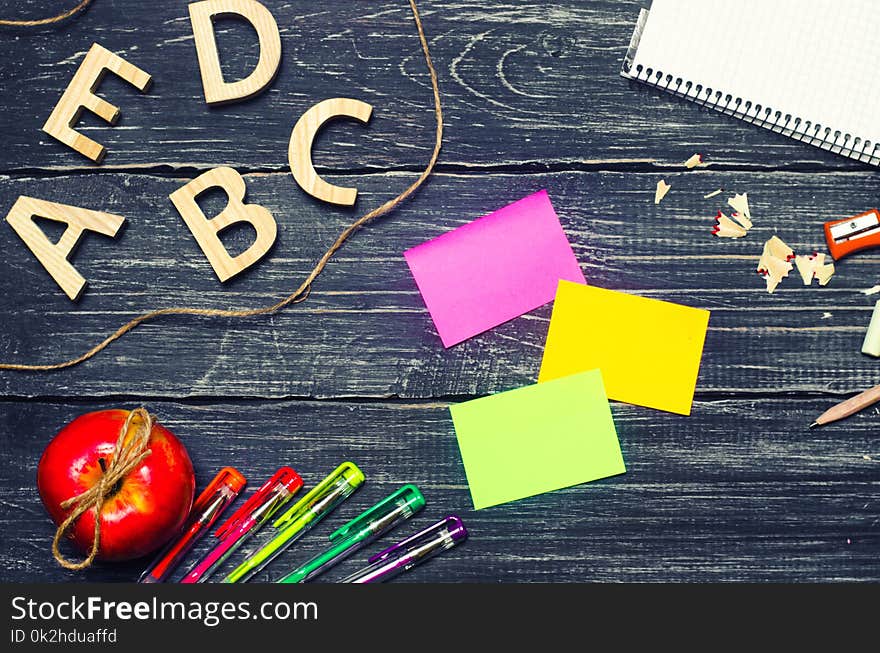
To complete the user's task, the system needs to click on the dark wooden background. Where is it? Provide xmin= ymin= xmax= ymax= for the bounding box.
xmin=0 ymin=0 xmax=876 ymax=583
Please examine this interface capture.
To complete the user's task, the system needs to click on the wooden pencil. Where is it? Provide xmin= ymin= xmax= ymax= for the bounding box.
xmin=810 ymin=382 xmax=880 ymax=427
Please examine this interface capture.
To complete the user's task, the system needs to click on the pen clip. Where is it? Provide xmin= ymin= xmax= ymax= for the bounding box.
xmin=329 ymin=484 xmax=424 ymax=543
xmin=193 ymin=467 xmax=246 ymax=521
xmin=273 ymin=462 xmax=364 ymax=528
xmin=368 ymin=516 xmax=467 ymax=564
xmin=215 ymin=467 xmax=302 ymax=538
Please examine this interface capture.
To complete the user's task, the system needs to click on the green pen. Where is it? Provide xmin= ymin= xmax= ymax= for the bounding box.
xmin=276 ymin=484 xmax=425 ymax=584
xmin=222 ymin=462 xmax=364 ymax=583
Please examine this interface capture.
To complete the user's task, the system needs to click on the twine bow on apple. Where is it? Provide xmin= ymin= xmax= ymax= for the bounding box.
xmin=38 ymin=408 xmax=196 ymax=569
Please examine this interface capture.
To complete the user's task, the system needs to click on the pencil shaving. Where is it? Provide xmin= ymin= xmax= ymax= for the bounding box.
xmin=794 ymin=255 xmax=814 ymax=285
xmin=730 ymin=212 xmax=751 ymax=230
xmin=815 ymin=262 xmax=835 ymax=286
xmin=703 ymin=188 xmax=723 ymax=199
xmin=712 ymin=192 xmax=753 ymax=237
xmin=684 ymin=153 xmax=703 ymax=169
xmin=765 ymin=235 xmax=794 ymax=261
xmin=764 ymin=255 xmax=793 ymax=280
xmin=655 ymin=179 xmax=671 ymax=204
xmin=764 ymin=274 xmax=783 ymax=294
xmin=795 ymin=252 xmax=834 ymax=286
xmin=727 ymin=193 xmax=752 ymax=229
xmin=712 ymin=211 xmax=747 ymax=238
xmin=757 ymin=235 xmax=794 ymax=294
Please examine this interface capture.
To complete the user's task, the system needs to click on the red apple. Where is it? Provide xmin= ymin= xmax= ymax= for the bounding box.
xmin=37 ymin=409 xmax=196 ymax=562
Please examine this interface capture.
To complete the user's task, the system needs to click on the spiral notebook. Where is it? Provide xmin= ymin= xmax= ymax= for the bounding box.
xmin=621 ymin=0 xmax=880 ymax=166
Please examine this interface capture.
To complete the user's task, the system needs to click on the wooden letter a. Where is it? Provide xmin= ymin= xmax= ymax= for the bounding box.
xmin=5 ymin=196 xmax=126 ymax=301
xmin=169 ymin=167 xmax=277 ymax=282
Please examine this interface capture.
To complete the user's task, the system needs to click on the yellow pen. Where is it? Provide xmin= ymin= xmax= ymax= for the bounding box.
xmin=222 ymin=462 xmax=364 ymax=583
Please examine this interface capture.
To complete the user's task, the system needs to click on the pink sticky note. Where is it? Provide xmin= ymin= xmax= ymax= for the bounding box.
xmin=404 ymin=190 xmax=585 ymax=347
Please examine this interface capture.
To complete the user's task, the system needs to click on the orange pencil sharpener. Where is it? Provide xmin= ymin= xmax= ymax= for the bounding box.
xmin=824 ymin=209 xmax=880 ymax=260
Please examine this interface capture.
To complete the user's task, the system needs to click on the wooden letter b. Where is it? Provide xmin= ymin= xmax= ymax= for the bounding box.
xmin=169 ymin=167 xmax=277 ymax=282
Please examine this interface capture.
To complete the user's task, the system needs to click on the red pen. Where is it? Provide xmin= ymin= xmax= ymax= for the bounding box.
xmin=138 ymin=467 xmax=246 ymax=583
xmin=180 ymin=467 xmax=302 ymax=583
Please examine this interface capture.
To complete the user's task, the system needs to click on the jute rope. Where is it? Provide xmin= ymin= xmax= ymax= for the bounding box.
xmin=0 ymin=0 xmax=443 ymax=371
xmin=0 ymin=0 xmax=94 ymax=27
xmin=51 ymin=408 xmax=154 ymax=569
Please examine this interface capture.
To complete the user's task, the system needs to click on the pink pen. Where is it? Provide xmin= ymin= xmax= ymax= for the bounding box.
xmin=180 ymin=467 xmax=302 ymax=583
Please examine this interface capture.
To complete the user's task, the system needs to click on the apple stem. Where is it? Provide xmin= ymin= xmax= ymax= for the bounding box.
xmin=97 ymin=456 xmax=123 ymax=495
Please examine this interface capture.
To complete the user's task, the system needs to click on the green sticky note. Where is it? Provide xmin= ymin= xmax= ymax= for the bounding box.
xmin=449 ymin=369 xmax=626 ymax=510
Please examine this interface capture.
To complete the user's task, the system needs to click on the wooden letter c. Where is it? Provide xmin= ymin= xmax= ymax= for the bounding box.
xmin=288 ymin=98 xmax=373 ymax=206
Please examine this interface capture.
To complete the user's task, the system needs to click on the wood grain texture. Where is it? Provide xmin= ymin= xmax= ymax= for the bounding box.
xmin=289 ymin=98 xmax=374 ymax=206
xmin=0 ymin=0 xmax=868 ymax=174
xmin=1 ymin=399 xmax=876 ymax=583
xmin=1 ymin=0 xmax=877 ymax=584
xmin=1 ymin=170 xmax=880 ymax=398
xmin=41 ymin=42 xmax=152 ymax=162
xmin=4 ymin=194 xmax=125 ymax=300
xmin=189 ymin=0 xmax=281 ymax=105
xmin=169 ymin=165 xmax=277 ymax=282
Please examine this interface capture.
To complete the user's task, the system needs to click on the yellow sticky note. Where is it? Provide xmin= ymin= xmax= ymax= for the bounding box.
xmin=539 ymin=281 xmax=710 ymax=415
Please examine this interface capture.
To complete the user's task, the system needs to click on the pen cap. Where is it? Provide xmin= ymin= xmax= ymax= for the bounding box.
xmin=368 ymin=515 xmax=467 ymax=564
xmin=329 ymin=484 xmax=425 ymax=543
xmin=194 ymin=467 xmax=246 ymax=516
xmin=273 ymin=462 xmax=364 ymax=528
xmin=215 ymin=467 xmax=302 ymax=538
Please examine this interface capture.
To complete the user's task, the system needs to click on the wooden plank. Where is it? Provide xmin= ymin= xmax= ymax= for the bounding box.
xmin=1 ymin=398 xmax=876 ymax=582
xmin=1 ymin=169 xmax=879 ymax=398
xmin=0 ymin=0 xmax=865 ymax=173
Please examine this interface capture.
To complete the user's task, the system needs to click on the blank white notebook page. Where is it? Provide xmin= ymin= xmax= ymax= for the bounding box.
xmin=630 ymin=0 xmax=880 ymax=148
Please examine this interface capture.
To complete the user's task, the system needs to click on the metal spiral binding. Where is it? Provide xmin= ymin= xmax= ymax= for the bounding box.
xmin=626 ymin=63 xmax=880 ymax=167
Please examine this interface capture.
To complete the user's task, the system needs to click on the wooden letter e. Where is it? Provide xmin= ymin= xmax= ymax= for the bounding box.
xmin=42 ymin=43 xmax=152 ymax=162
xmin=169 ymin=167 xmax=277 ymax=282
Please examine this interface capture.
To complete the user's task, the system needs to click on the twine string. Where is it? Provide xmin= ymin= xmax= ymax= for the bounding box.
xmin=51 ymin=408 xmax=154 ymax=570
xmin=0 ymin=0 xmax=94 ymax=27
xmin=0 ymin=0 xmax=442 ymax=372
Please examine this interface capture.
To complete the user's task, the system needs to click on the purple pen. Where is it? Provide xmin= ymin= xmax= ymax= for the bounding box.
xmin=340 ymin=516 xmax=467 ymax=583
